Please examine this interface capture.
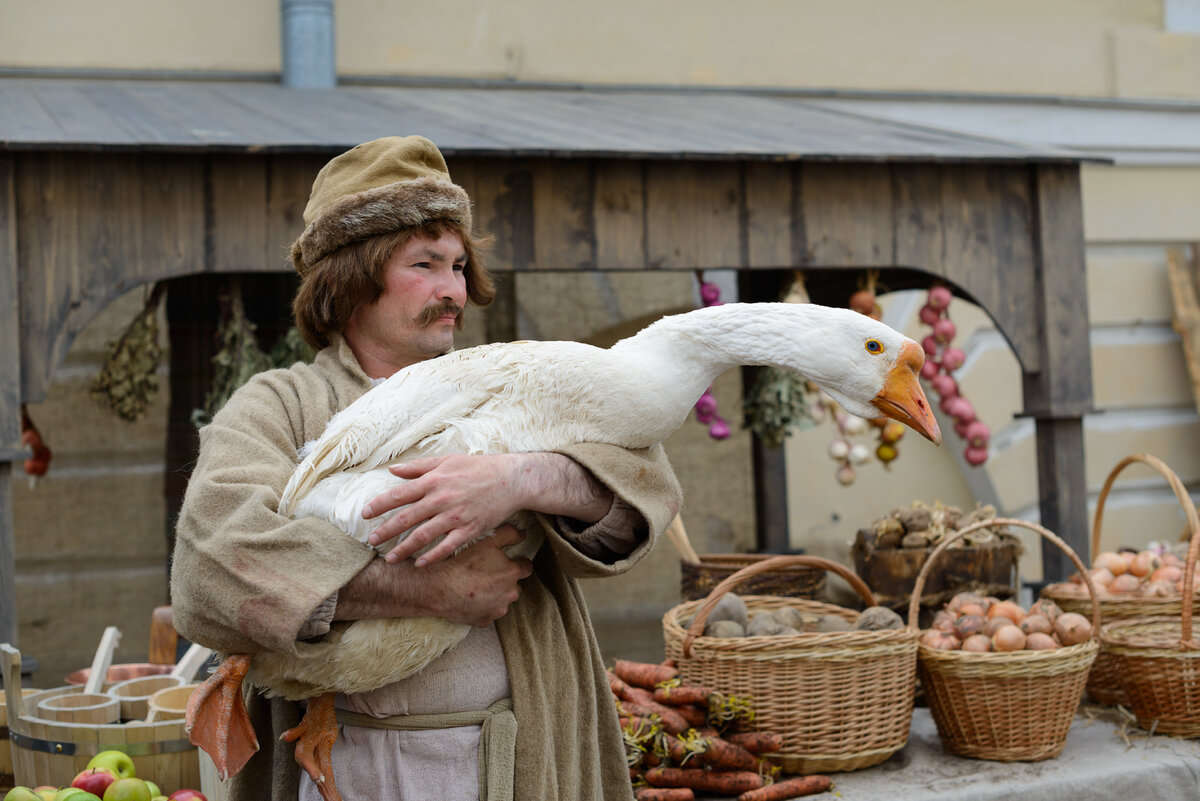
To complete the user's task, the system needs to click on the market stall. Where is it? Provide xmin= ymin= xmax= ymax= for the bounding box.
xmin=0 ymin=78 xmax=1096 ymax=653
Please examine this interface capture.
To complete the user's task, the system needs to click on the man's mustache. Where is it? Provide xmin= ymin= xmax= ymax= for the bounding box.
xmin=417 ymin=301 xmax=463 ymax=327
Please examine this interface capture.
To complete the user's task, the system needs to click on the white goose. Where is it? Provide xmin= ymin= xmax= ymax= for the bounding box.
xmin=187 ymin=301 xmax=940 ymax=799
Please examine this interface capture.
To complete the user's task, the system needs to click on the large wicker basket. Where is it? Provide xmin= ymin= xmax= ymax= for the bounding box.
xmin=663 ymin=555 xmax=918 ymax=774
xmin=911 ymin=519 xmax=1100 ymax=762
xmin=1041 ymin=454 xmax=1200 ymax=706
xmin=1099 ymin=517 xmax=1200 ymax=737
xmin=680 ymin=554 xmax=825 ymax=601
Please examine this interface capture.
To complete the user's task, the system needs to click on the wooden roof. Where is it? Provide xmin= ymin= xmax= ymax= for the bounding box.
xmin=0 ymin=77 xmax=1092 ymax=162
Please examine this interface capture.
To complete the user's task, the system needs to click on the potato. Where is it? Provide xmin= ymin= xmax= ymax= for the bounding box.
xmin=852 ymin=606 xmax=904 ymax=631
xmin=706 ymin=620 xmax=746 ymax=638
xmin=707 ymin=592 xmax=749 ymax=629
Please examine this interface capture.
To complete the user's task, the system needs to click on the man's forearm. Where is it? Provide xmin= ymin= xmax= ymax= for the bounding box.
xmin=509 ymin=452 xmax=613 ymax=524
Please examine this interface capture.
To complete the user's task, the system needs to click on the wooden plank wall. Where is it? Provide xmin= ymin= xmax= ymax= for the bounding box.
xmin=1 ymin=155 xmax=20 ymax=646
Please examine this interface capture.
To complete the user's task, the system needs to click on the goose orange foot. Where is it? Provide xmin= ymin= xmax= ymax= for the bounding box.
xmin=281 ymin=691 xmax=342 ymax=801
xmin=185 ymin=653 xmax=260 ymax=780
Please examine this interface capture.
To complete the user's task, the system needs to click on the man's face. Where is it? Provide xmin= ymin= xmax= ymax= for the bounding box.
xmin=344 ymin=230 xmax=469 ymax=373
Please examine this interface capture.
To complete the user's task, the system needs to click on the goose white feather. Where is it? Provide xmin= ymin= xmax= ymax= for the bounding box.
xmin=247 ymin=302 xmax=939 ymax=699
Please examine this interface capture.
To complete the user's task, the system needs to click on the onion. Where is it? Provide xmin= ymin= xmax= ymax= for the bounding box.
xmin=1087 ymin=567 xmax=1115 ymax=589
xmin=947 ymin=592 xmax=986 ymax=613
xmin=933 ymin=318 xmax=957 ymax=343
xmin=961 ymin=634 xmax=991 ymax=652
xmin=1092 ymin=551 xmax=1128 ymax=576
xmin=849 ymin=443 xmax=871 ymax=465
xmin=964 ymin=446 xmax=989 ymax=466
xmin=964 ymin=420 xmax=990 ymax=448
xmin=1145 ymin=579 xmax=1176 ymax=597
xmin=982 ymin=617 xmax=1014 ymax=637
xmin=1151 ymin=565 xmax=1182 ymax=583
xmin=1024 ymin=632 xmax=1058 ymax=650
xmin=1108 ymin=573 xmax=1142 ymax=594
xmin=1028 ymin=599 xmax=1062 ymax=622
xmin=931 ymin=611 xmax=957 ymax=633
xmin=941 ymin=346 xmax=966 ymax=370
xmin=927 ymin=286 xmax=953 ymax=310
xmin=849 ymin=289 xmax=877 ymax=315
xmin=931 ymin=373 xmax=958 ymax=398
xmin=919 ymin=304 xmax=942 ymax=326
xmin=953 ymin=614 xmax=986 ymax=640
xmin=986 ymin=600 xmax=1025 ymax=625
xmin=1053 ymin=612 xmax=1093 ymax=645
xmin=1020 ymin=614 xmax=1053 ymax=636
xmin=958 ymin=602 xmax=985 ymax=618
xmin=1129 ymin=551 xmax=1162 ymax=578
xmin=921 ymin=335 xmax=940 ymax=356
xmin=991 ymin=624 xmax=1026 ymax=652
xmin=919 ymin=630 xmax=959 ymax=650
xmin=828 ymin=439 xmax=850 ymax=460
xmin=920 ymin=360 xmax=941 ymax=380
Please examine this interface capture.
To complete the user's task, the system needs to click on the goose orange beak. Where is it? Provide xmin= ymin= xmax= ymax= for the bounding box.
xmin=872 ymin=341 xmax=942 ymax=444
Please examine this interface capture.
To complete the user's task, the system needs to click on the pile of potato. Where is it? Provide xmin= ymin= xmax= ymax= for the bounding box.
xmin=1045 ymin=547 xmax=1199 ymax=597
xmin=918 ymin=592 xmax=1092 ymax=652
xmin=691 ymin=593 xmax=904 ymax=639
xmin=867 ymin=500 xmax=1006 ymax=549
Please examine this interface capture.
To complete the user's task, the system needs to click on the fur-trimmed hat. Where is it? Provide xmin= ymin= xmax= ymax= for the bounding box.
xmin=290 ymin=135 xmax=472 ymax=276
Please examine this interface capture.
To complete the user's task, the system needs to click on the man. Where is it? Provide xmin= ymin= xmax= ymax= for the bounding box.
xmin=170 ymin=136 xmax=682 ymax=801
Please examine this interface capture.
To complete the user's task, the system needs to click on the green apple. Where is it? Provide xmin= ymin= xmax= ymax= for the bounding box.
xmin=52 ymin=789 xmax=97 ymax=801
xmin=139 ymin=786 xmax=158 ymax=801
xmin=101 ymin=779 xmax=150 ymax=801
xmin=3 ymin=788 xmax=43 ymax=801
xmin=33 ymin=788 xmax=59 ymax=801
xmin=86 ymin=751 xmax=136 ymax=780
xmin=149 ymin=797 xmax=167 ymax=801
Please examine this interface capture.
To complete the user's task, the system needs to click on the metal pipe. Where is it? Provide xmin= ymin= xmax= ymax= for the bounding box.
xmin=281 ymin=0 xmax=336 ymax=88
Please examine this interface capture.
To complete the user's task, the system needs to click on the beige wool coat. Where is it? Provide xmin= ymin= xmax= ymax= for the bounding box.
xmin=170 ymin=335 xmax=683 ymax=801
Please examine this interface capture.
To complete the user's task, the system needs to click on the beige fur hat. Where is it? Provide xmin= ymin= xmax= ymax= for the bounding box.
xmin=290 ymin=135 xmax=472 ymax=276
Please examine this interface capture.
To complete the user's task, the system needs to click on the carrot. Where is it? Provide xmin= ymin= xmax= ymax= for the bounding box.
xmin=614 ymin=659 xmax=680 ymax=689
xmin=726 ymin=731 xmax=784 ymax=755
xmin=654 ymin=683 xmax=713 ymax=707
xmin=736 ymin=775 xmax=832 ymax=800
xmin=620 ymin=715 xmax=662 ymax=733
xmin=672 ymin=703 xmax=709 ymax=728
xmin=694 ymin=736 xmax=758 ymax=772
xmin=617 ymin=701 xmax=691 ymax=735
xmin=644 ymin=767 xmax=764 ymax=794
xmin=635 ymin=789 xmax=695 ymax=801
xmin=609 ymin=670 xmax=636 ymax=699
xmin=626 ymin=685 xmax=658 ymax=705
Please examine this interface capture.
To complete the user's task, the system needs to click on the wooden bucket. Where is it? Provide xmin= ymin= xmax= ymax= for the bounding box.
xmin=108 ymin=676 xmax=185 ymax=722
xmin=145 ymin=685 xmax=198 ymax=723
xmin=2 ymin=645 xmax=201 ymax=794
xmin=1 ymin=687 xmax=42 ymax=790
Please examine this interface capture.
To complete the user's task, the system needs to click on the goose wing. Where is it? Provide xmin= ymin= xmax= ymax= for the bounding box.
xmin=279 ymin=346 xmax=515 ymax=514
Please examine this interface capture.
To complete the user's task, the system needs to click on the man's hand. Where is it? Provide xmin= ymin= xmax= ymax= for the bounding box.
xmin=334 ymin=524 xmax=533 ymax=627
xmin=361 ymin=452 xmax=613 ymax=566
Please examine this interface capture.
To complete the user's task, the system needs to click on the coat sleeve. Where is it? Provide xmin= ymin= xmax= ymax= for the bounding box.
xmin=541 ymin=442 xmax=682 ymax=579
xmin=169 ymin=372 xmax=374 ymax=656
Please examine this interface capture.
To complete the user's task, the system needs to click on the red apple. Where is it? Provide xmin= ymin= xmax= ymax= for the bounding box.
xmin=167 ymin=792 xmax=207 ymax=801
xmin=86 ymin=750 xmax=136 ymax=780
xmin=73 ymin=768 xmax=118 ymax=796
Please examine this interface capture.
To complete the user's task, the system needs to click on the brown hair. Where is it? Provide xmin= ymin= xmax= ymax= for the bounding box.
xmin=293 ymin=219 xmax=494 ymax=350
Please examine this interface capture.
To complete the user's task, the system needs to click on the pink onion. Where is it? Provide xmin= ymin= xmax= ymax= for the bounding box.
xmin=964 ymin=420 xmax=990 ymax=448
xmin=709 ymin=419 xmax=730 ymax=439
xmin=964 ymin=446 xmax=989 ymax=466
xmin=927 ymin=286 xmax=953 ymax=310
xmin=933 ymin=318 xmax=957 ymax=343
xmin=921 ymin=335 xmax=940 ymax=356
xmin=950 ymin=397 xmax=976 ymax=423
xmin=941 ymin=346 xmax=965 ymax=370
xmin=700 ymin=283 xmax=721 ymax=305
xmin=920 ymin=360 xmax=941 ymax=380
xmin=919 ymin=304 xmax=941 ymax=326
xmin=931 ymin=373 xmax=958 ymax=398
xmin=695 ymin=393 xmax=718 ymax=416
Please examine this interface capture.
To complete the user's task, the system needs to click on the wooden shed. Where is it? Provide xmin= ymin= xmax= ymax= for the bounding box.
xmin=0 ymin=77 xmax=1098 ymax=647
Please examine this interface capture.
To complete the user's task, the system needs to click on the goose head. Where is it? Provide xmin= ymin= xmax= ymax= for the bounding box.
xmin=783 ymin=304 xmax=941 ymax=444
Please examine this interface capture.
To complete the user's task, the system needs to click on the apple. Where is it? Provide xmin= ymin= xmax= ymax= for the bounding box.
xmin=53 ymin=790 xmax=99 ymax=801
xmin=140 ymin=786 xmax=158 ymax=801
xmin=166 ymin=792 xmax=207 ymax=801
xmin=34 ymin=788 xmax=59 ymax=801
xmin=72 ymin=768 xmax=118 ymax=796
xmin=101 ymin=779 xmax=150 ymax=801
xmin=86 ymin=750 xmax=136 ymax=780
xmin=4 ymin=788 xmax=43 ymax=801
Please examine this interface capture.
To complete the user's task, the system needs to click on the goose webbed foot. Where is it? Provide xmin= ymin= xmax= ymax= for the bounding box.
xmin=281 ymin=691 xmax=343 ymax=801
xmin=185 ymin=653 xmax=260 ymax=780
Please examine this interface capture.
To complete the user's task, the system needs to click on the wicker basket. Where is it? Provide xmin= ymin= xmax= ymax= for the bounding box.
xmin=1099 ymin=518 xmax=1200 ymax=737
xmin=663 ymin=555 xmax=918 ymax=774
xmin=680 ymin=554 xmax=826 ymax=601
xmin=911 ymin=519 xmax=1100 ymax=762
xmin=1041 ymin=454 xmax=1200 ymax=706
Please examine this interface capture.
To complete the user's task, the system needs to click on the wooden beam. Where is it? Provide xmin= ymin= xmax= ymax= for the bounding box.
xmin=1025 ymin=164 xmax=1093 ymax=578
xmin=0 ymin=154 xmax=21 ymax=646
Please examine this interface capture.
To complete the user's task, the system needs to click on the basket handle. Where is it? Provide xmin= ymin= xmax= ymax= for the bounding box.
xmin=1093 ymin=454 xmax=1199 ymax=553
xmin=906 ymin=518 xmax=1101 ymax=638
xmin=682 ymin=554 xmax=877 ymax=657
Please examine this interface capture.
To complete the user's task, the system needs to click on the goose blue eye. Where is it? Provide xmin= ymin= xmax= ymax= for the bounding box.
xmin=865 ymin=339 xmax=883 ymax=354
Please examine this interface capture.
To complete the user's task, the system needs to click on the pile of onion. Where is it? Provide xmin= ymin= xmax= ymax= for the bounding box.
xmin=1047 ymin=547 xmax=1199 ymax=598
xmin=919 ymin=591 xmax=1093 ymax=653
xmin=917 ymin=286 xmax=990 ymax=467
xmin=691 ymin=276 xmax=731 ymax=440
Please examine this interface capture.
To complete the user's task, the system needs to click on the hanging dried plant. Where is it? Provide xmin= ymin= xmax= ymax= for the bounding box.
xmin=742 ymin=272 xmax=817 ymax=447
xmin=90 ymin=282 xmax=167 ymax=423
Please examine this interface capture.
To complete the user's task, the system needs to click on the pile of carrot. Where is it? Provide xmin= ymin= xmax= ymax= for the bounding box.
xmin=610 ymin=659 xmax=832 ymax=801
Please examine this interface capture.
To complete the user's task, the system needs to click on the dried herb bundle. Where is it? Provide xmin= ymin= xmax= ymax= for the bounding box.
xmin=90 ymin=282 xmax=167 ymax=423
xmin=742 ymin=367 xmax=816 ymax=448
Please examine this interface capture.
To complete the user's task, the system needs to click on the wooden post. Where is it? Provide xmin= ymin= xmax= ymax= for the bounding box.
xmin=1025 ymin=165 xmax=1093 ymax=580
xmin=739 ymin=269 xmax=792 ymax=553
xmin=0 ymin=155 xmax=21 ymax=647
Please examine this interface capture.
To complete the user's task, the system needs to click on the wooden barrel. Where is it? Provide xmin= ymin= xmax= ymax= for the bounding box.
xmin=108 ymin=676 xmax=184 ymax=722
xmin=2 ymin=646 xmax=201 ymax=794
xmin=1 ymin=687 xmax=42 ymax=790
